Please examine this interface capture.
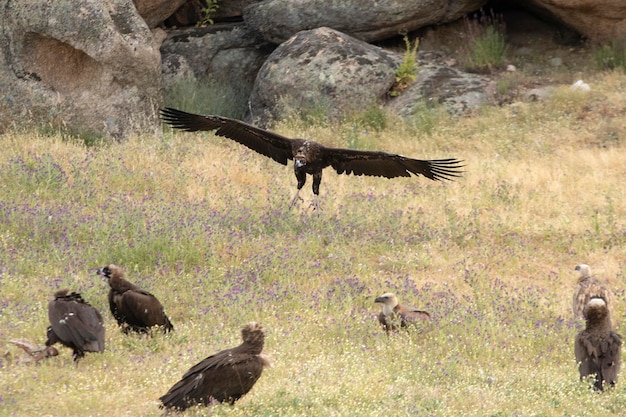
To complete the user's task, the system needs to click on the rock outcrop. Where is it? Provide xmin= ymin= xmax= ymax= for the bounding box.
xmin=388 ymin=62 xmax=495 ymax=118
xmin=0 ymin=0 xmax=162 ymax=139
xmin=522 ymin=0 xmax=626 ymax=41
xmin=243 ymin=0 xmax=487 ymax=44
xmin=133 ymin=0 xmax=186 ymax=28
xmin=244 ymin=27 xmax=398 ymax=126
xmin=160 ymin=23 xmax=273 ymax=88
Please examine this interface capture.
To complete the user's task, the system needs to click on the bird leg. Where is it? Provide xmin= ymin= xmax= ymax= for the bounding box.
xmin=289 ymin=189 xmax=303 ymax=209
xmin=310 ymin=172 xmax=322 ymax=212
xmin=290 ymin=170 xmax=307 ymax=210
xmin=309 ymin=195 xmax=321 ymax=212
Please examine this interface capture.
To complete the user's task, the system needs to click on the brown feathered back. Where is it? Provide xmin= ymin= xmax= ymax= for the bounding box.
xmin=374 ymin=292 xmax=431 ymax=332
xmin=97 ymin=264 xmax=173 ymax=334
xmin=46 ymin=289 xmax=105 ymax=361
xmin=159 ymin=322 xmax=269 ymax=410
xmin=572 ymin=264 xmax=614 ymax=325
xmin=575 ymin=297 xmax=622 ymax=390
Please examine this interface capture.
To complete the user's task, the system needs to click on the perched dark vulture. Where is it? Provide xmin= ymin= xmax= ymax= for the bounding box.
xmin=46 ymin=289 xmax=105 ymax=361
xmin=5 ymin=339 xmax=58 ymax=364
xmin=160 ymin=107 xmax=464 ymax=209
xmin=374 ymin=292 xmax=431 ymax=332
xmin=97 ymin=264 xmax=173 ymax=334
xmin=160 ymin=322 xmax=270 ymax=411
xmin=572 ymin=264 xmax=614 ymax=324
xmin=575 ymin=297 xmax=622 ymax=390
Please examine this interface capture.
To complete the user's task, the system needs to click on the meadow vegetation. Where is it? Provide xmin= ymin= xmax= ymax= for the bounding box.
xmin=0 ymin=69 xmax=625 ymax=416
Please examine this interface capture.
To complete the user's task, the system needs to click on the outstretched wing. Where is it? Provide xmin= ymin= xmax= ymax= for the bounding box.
xmin=323 ymin=147 xmax=464 ymax=181
xmin=160 ymin=108 xmax=297 ymax=166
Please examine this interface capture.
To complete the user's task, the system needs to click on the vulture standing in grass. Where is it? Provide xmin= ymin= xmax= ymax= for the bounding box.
xmin=575 ymin=297 xmax=622 ymax=390
xmin=160 ymin=322 xmax=270 ymax=410
xmin=97 ymin=264 xmax=173 ymax=334
xmin=573 ymin=264 xmax=614 ymax=324
xmin=374 ymin=292 xmax=431 ymax=332
xmin=46 ymin=289 xmax=105 ymax=361
xmin=160 ymin=107 xmax=464 ymax=210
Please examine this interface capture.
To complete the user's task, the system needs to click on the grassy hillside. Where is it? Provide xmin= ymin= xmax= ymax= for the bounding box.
xmin=0 ymin=71 xmax=625 ymax=416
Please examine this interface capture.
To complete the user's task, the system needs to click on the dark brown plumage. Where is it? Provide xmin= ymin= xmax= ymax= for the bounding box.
xmin=160 ymin=107 xmax=464 ymax=209
xmin=160 ymin=322 xmax=270 ymax=410
xmin=572 ymin=264 xmax=614 ymax=324
xmin=45 ymin=289 xmax=105 ymax=361
xmin=97 ymin=264 xmax=173 ymax=334
xmin=575 ymin=297 xmax=622 ymax=390
xmin=374 ymin=292 xmax=431 ymax=332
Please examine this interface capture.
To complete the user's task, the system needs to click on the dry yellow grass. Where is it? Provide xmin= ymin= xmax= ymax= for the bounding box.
xmin=0 ymin=71 xmax=625 ymax=416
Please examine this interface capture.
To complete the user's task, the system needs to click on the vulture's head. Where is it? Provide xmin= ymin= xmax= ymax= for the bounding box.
xmin=97 ymin=264 xmax=123 ymax=285
xmin=575 ymin=264 xmax=592 ymax=280
xmin=241 ymin=322 xmax=265 ymax=349
xmin=375 ymin=292 xmax=399 ymax=315
xmin=294 ymin=147 xmax=307 ymax=168
xmin=584 ymin=297 xmax=609 ymax=322
xmin=53 ymin=289 xmax=69 ymax=299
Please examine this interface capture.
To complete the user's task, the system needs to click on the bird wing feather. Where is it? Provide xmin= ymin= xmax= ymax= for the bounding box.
xmin=48 ymin=300 xmax=104 ymax=352
xmin=599 ymin=332 xmax=622 ymax=386
xmin=161 ymin=108 xmax=295 ymax=165
xmin=161 ymin=349 xmax=264 ymax=409
xmin=120 ymin=290 xmax=168 ymax=327
xmin=324 ymin=147 xmax=464 ymax=181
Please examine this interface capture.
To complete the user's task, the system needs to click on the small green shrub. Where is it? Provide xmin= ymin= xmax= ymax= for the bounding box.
xmin=199 ymin=0 xmax=220 ymax=26
xmin=469 ymin=26 xmax=508 ymax=71
xmin=390 ymin=35 xmax=419 ymax=96
xmin=593 ymin=40 xmax=626 ymax=70
xmin=463 ymin=10 xmax=508 ymax=72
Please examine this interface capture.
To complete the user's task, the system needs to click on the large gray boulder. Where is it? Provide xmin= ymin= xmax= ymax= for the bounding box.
xmin=520 ymin=0 xmax=626 ymax=41
xmin=0 ymin=0 xmax=162 ymax=139
xmin=387 ymin=63 xmax=495 ymax=118
xmin=243 ymin=0 xmax=487 ymax=44
xmin=160 ymin=23 xmax=273 ymax=87
xmin=133 ymin=0 xmax=187 ymax=28
xmin=244 ymin=27 xmax=398 ymax=126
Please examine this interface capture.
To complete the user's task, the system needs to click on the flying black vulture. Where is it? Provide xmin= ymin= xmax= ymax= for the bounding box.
xmin=96 ymin=264 xmax=173 ymax=334
xmin=575 ymin=297 xmax=622 ymax=390
xmin=46 ymin=289 xmax=105 ymax=361
xmin=374 ymin=292 xmax=431 ymax=332
xmin=573 ymin=264 xmax=614 ymax=324
xmin=160 ymin=107 xmax=464 ymax=210
xmin=160 ymin=322 xmax=270 ymax=410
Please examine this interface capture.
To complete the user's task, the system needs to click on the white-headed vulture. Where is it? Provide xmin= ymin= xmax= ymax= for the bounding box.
xmin=160 ymin=322 xmax=270 ymax=410
xmin=45 ymin=289 xmax=105 ymax=361
xmin=160 ymin=107 xmax=464 ymax=210
xmin=575 ymin=297 xmax=622 ymax=390
xmin=97 ymin=264 xmax=173 ymax=334
xmin=573 ymin=264 xmax=614 ymax=324
xmin=375 ymin=292 xmax=431 ymax=332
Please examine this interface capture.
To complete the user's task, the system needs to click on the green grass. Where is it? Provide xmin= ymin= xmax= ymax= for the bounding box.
xmin=0 ymin=70 xmax=625 ymax=416
xmin=594 ymin=39 xmax=626 ymax=70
